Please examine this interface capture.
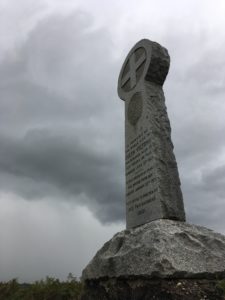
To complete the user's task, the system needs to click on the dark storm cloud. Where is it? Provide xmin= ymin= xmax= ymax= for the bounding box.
xmin=0 ymin=129 xmax=124 ymax=222
xmin=0 ymin=11 xmax=125 ymax=223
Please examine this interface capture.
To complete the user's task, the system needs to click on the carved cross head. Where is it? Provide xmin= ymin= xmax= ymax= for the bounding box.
xmin=118 ymin=39 xmax=170 ymax=101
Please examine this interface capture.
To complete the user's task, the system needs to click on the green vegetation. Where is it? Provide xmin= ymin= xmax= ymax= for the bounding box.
xmin=0 ymin=274 xmax=82 ymax=300
xmin=216 ymin=279 xmax=225 ymax=295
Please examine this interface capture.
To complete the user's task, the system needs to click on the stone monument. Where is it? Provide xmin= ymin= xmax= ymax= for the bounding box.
xmin=81 ymin=39 xmax=225 ymax=300
xmin=117 ymin=39 xmax=185 ymax=228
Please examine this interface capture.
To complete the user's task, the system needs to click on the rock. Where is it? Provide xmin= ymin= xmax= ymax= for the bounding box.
xmin=82 ymin=219 xmax=225 ymax=280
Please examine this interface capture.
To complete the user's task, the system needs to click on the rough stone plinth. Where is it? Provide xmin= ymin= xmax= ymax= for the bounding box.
xmin=82 ymin=220 xmax=225 ymax=280
xmin=117 ymin=39 xmax=185 ymax=229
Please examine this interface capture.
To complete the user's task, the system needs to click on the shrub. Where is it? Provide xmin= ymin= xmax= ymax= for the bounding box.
xmin=0 ymin=275 xmax=83 ymax=300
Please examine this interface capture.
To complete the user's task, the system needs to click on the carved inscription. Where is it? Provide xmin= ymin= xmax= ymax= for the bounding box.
xmin=124 ymin=82 xmax=185 ymax=228
xmin=126 ymin=129 xmax=158 ymax=217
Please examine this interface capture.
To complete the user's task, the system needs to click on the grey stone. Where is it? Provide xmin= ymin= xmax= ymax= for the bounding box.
xmin=117 ymin=39 xmax=185 ymax=229
xmin=82 ymin=219 xmax=225 ymax=280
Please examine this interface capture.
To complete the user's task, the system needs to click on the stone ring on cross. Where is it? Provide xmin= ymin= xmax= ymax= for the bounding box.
xmin=120 ymin=47 xmax=147 ymax=92
xmin=118 ymin=39 xmax=170 ymax=101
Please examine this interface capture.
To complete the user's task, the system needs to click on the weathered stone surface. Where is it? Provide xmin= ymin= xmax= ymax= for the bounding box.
xmin=117 ymin=39 xmax=185 ymax=229
xmin=82 ymin=219 xmax=225 ymax=280
xmin=81 ymin=278 xmax=225 ymax=300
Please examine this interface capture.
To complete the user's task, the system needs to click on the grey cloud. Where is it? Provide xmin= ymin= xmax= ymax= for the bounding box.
xmin=183 ymin=49 xmax=225 ymax=96
xmin=0 ymin=128 xmax=124 ymax=223
xmin=201 ymin=165 xmax=225 ymax=198
xmin=0 ymin=11 xmax=125 ymax=223
xmin=181 ymin=169 xmax=225 ymax=234
xmin=1 ymin=6 xmax=225 ymax=231
xmin=0 ymin=11 xmax=118 ymax=134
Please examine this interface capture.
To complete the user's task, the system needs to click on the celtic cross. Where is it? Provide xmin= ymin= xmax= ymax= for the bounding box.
xmin=117 ymin=39 xmax=185 ymax=229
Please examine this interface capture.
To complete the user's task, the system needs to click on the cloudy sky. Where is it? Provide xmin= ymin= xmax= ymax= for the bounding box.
xmin=0 ymin=0 xmax=225 ymax=282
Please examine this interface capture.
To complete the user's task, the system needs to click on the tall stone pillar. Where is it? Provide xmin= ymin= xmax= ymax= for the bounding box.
xmin=118 ymin=39 xmax=185 ymax=228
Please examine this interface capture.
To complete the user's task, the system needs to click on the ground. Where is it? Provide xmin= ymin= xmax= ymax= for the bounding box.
xmin=81 ymin=278 xmax=225 ymax=300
